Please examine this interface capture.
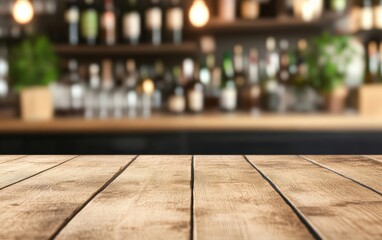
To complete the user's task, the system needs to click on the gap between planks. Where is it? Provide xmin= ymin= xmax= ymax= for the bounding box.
xmin=50 ymin=155 xmax=139 ymax=239
xmin=243 ymin=155 xmax=322 ymax=240
xmin=300 ymin=155 xmax=382 ymax=196
xmin=0 ymin=155 xmax=79 ymax=191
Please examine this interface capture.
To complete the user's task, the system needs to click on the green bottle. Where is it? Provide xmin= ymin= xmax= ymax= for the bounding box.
xmin=81 ymin=0 xmax=99 ymax=45
xmin=220 ymin=52 xmax=237 ymax=112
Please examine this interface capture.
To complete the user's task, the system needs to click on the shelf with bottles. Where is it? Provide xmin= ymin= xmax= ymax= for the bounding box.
xmin=54 ymin=42 xmax=198 ymax=57
xmin=189 ymin=0 xmax=349 ymax=34
xmin=52 ymin=36 xmax=348 ymax=121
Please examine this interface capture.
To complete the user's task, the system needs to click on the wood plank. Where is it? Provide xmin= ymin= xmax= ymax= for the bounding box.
xmin=0 ymin=155 xmax=25 ymax=164
xmin=193 ymin=155 xmax=313 ymax=240
xmin=56 ymin=155 xmax=192 ymax=240
xmin=0 ymin=155 xmax=135 ymax=239
xmin=303 ymin=155 xmax=382 ymax=194
xmin=0 ymin=155 xmax=76 ymax=189
xmin=366 ymin=155 xmax=382 ymax=163
xmin=246 ymin=155 xmax=382 ymax=240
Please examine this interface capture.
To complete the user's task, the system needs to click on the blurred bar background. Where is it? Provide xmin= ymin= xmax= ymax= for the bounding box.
xmin=1 ymin=0 xmax=382 ymax=154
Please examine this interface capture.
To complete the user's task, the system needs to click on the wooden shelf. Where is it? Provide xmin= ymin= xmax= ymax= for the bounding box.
xmin=0 ymin=113 xmax=382 ymax=133
xmin=198 ymin=13 xmax=345 ymax=33
xmin=54 ymin=42 xmax=198 ymax=57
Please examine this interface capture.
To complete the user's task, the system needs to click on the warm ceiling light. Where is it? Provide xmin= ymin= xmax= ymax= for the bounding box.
xmin=12 ymin=0 xmax=34 ymax=24
xmin=189 ymin=0 xmax=210 ymax=28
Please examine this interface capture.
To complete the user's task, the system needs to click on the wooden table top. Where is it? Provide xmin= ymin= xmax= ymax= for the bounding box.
xmin=1 ymin=155 xmax=382 ymax=239
xmin=2 ymin=114 xmax=382 ymax=133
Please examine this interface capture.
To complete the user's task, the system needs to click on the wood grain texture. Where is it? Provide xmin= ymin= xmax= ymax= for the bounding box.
xmin=246 ymin=155 xmax=382 ymax=240
xmin=0 ymin=155 xmax=76 ymax=189
xmin=0 ymin=155 xmax=135 ymax=239
xmin=0 ymin=155 xmax=25 ymax=164
xmin=193 ymin=155 xmax=313 ymax=240
xmin=56 ymin=155 xmax=192 ymax=240
xmin=303 ymin=155 xmax=382 ymax=194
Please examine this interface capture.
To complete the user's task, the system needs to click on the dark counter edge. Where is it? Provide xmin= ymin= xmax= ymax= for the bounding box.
xmin=1 ymin=130 xmax=381 ymax=155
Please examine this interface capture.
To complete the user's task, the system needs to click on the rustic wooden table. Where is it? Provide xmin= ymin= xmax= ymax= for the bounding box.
xmin=0 ymin=155 xmax=381 ymax=239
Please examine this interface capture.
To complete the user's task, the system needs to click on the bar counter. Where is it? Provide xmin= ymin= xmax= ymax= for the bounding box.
xmin=1 ymin=113 xmax=382 ymax=133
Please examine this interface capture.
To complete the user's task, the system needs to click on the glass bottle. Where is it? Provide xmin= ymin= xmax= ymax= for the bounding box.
xmin=263 ymin=37 xmax=280 ymax=112
xmin=146 ymin=0 xmax=163 ymax=45
xmin=68 ymin=59 xmax=85 ymax=116
xmin=374 ymin=0 xmax=382 ymax=29
xmin=65 ymin=0 xmax=80 ymax=45
xmin=84 ymin=63 xmax=101 ymax=119
xmin=152 ymin=60 xmax=165 ymax=111
xmin=166 ymin=0 xmax=183 ymax=44
xmin=241 ymin=0 xmax=259 ymax=19
xmin=331 ymin=0 xmax=347 ymax=13
xmin=276 ymin=39 xmax=291 ymax=112
xmin=124 ymin=59 xmax=138 ymax=118
xmin=185 ymin=59 xmax=204 ymax=113
xmin=220 ymin=52 xmax=238 ymax=112
xmin=360 ymin=0 xmax=373 ymax=30
xmin=99 ymin=59 xmax=114 ymax=118
xmin=365 ymin=41 xmax=379 ymax=83
xmin=81 ymin=0 xmax=99 ymax=45
xmin=167 ymin=66 xmax=186 ymax=114
xmin=219 ymin=0 xmax=236 ymax=21
xmin=242 ymin=48 xmax=261 ymax=114
xmin=0 ymin=46 xmax=8 ymax=99
xmin=122 ymin=0 xmax=141 ymax=45
xmin=101 ymin=0 xmax=116 ymax=45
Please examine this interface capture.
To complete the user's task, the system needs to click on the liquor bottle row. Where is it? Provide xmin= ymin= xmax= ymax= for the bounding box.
xmin=65 ymin=0 xmax=184 ymax=46
xmin=0 ymin=0 xmax=57 ymax=16
xmin=53 ymin=37 xmax=321 ymax=119
xmin=352 ymin=0 xmax=382 ymax=30
xmin=217 ymin=0 xmax=348 ymax=22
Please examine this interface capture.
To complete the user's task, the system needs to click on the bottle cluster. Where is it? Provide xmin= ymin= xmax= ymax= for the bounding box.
xmin=53 ymin=36 xmax=324 ymax=119
xmin=65 ymin=0 xmax=184 ymax=46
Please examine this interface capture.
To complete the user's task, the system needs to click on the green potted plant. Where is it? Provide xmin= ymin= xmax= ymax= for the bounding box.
xmin=307 ymin=33 xmax=357 ymax=113
xmin=9 ymin=35 xmax=58 ymax=120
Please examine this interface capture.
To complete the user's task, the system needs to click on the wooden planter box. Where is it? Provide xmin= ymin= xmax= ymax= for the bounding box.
xmin=20 ymin=86 xmax=53 ymax=121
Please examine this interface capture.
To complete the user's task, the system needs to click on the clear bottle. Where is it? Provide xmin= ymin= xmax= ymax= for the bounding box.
xmin=276 ymin=39 xmax=291 ymax=112
xmin=84 ymin=63 xmax=101 ymax=119
xmin=124 ymin=59 xmax=138 ymax=118
xmin=166 ymin=0 xmax=183 ymax=44
xmin=139 ymin=65 xmax=155 ymax=117
xmin=65 ymin=0 xmax=80 ymax=45
xmin=365 ymin=41 xmax=379 ymax=83
xmin=360 ymin=0 xmax=373 ymax=30
xmin=167 ymin=66 xmax=186 ymax=114
xmin=152 ymin=60 xmax=165 ymax=111
xmin=263 ymin=37 xmax=280 ymax=112
xmin=68 ymin=59 xmax=85 ymax=116
xmin=146 ymin=0 xmax=163 ymax=45
xmin=185 ymin=59 xmax=204 ymax=113
xmin=122 ymin=0 xmax=141 ymax=45
xmin=0 ymin=46 xmax=8 ymax=99
xmin=374 ymin=0 xmax=382 ymax=29
xmin=242 ymin=48 xmax=261 ymax=114
xmin=99 ymin=59 xmax=115 ymax=119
